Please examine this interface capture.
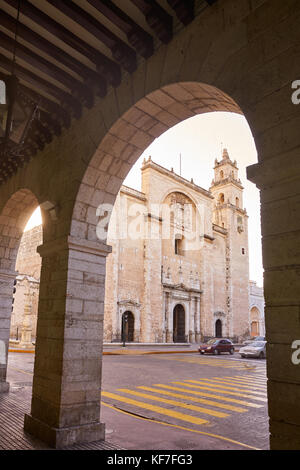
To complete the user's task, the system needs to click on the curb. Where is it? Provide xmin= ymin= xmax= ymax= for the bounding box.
xmin=8 ymin=349 xmax=199 ymax=355
xmin=9 ymin=348 xmax=241 ymax=355
xmin=103 ymin=349 xmax=199 ymax=355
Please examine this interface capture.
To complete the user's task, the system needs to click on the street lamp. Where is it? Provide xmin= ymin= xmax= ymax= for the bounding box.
xmin=0 ymin=1 xmax=38 ymax=163
xmin=122 ymin=312 xmax=129 ymax=348
xmin=0 ymin=75 xmax=37 ymax=159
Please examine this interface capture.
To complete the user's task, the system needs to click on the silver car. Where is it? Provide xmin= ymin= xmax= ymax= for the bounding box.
xmin=243 ymin=335 xmax=265 ymax=346
xmin=239 ymin=340 xmax=266 ymax=359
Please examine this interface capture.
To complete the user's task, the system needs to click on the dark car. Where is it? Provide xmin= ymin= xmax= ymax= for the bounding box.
xmin=198 ymin=338 xmax=234 ymax=355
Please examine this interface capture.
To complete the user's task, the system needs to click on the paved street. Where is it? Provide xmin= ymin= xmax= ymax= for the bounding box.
xmin=5 ymin=351 xmax=268 ymax=450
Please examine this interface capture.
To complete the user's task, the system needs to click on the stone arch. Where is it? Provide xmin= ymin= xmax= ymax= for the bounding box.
xmin=0 ymin=189 xmax=40 ymax=392
xmin=121 ymin=311 xmax=135 ymax=343
xmin=0 ymin=0 xmax=297 ymax=450
xmin=160 ymin=187 xmax=199 ymax=209
xmin=22 ymin=82 xmax=256 ymax=448
xmin=173 ymin=304 xmax=186 ymax=343
xmin=70 ymin=82 xmax=243 ymax=245
xmin=250 ymin=306 xmax=261 ymax=337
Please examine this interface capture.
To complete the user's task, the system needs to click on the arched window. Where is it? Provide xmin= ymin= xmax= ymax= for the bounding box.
xmin=219 ymin=193 xmax=225 ymax=204
xmin=236 ymin=197 xmax=240 ymax=208
xmin=220 ymin=170 xmax=224 ymax=179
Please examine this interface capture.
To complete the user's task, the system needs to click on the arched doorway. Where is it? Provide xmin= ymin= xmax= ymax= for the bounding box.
xmin=250 ymin=307 xmax=260 ymax=337
xmin=121 ymin=311 xmax=134 ymax=343
xmin=215 ymin=319 xmax=222 ymax=338
xmin=173 ymin=304 xmax=185 ymax=343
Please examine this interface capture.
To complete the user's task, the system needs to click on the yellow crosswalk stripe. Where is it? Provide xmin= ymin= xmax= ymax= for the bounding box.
xmin=158 ymin=357 xmax=251 ymax=369
xmin=117 ymin=388 xmax=229 ymax=418
xmin=172 ymin=382 xmax=267 ymax=402
xmin=101 ymin=391 xmax=209 ymax=425
xmin=235 ymin=374 xmax=266 ymax=381
xmin=153 ymin=384 xmax=264 ymax=408
xmin=223 ymin=375 xmax=266 ymax=382
xmin=185 ymin=380 xmax=267 ymax=396
xmin=232 ymin=376 xmax=266 ymax=383
xmin=217 ymin=377 xmax=267 ymax=388
xmin=193 ymin=378 xmax=267 ymax=391
xmin=138 ymin=386 xmax=248 ymax=413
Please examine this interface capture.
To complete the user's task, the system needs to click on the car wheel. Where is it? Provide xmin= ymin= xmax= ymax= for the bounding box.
xmin=241 ymin=354 xmax=245 ymax=358
xmin=200 ymin=352 xmax=204 ymax=355
xmin=230 ymin=348 xmax=234 ymax=355
xmin=259 ymin=351 xmax=265 ymax=359
xmin=213 ymin=349 xmax=218 ymax=355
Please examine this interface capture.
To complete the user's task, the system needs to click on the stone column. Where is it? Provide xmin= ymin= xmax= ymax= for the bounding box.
xmin=247 ymin=152 xmax=300 ymax=450
xmin=24 ymin=236 xmax=111 ymax=448
xmin=0 ymin=269 xmax=17 ymax=393
xmin=188 ymin=299 xmax=194 ymax=343
xmin=166 ymin=293 xmax=173 ymax=343
xmin=134 ymin=309 xmax=141 ymax=343
xmin=195 ymin=296 xmax=201 ymax=343
xmin=19 ymin=288 xmax=33 ymax=349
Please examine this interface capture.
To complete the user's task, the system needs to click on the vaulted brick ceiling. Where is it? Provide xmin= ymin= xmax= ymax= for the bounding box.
xmin=0 ymin=0 xmax=217 ymax=182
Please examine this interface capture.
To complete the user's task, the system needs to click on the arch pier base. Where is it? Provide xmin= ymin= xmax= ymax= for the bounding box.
xmin=23 ymin=236 xmax=111 ymax=449
xmin=0 ymin=269 xmax=18 ymax=393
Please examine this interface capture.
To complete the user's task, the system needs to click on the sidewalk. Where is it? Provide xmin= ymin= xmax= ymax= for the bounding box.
xmin=0 ymin=386 xmax=123 ymax=450
xmin=9 ymin=343 xmax=243 ymax=355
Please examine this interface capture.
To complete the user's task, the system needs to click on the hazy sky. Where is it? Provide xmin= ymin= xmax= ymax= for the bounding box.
xmin=25 ymin=111 xmax=263 ymax=286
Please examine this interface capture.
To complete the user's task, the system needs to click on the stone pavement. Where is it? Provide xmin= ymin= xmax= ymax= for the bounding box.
xmin=0 ymin=385 xmax=123 ymax=450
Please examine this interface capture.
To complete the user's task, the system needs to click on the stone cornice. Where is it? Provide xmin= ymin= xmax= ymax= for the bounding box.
xmin=37 ymin=236 xmax=112 ymax=258
xmin=210 ymin=177 xmax=243 ymax=190
xmin=213 ymin=224 xmax=228 ymax=235
xmin=141 ymin=159 xmax=214 ymax=199
xmin=0 ymin=269 xmax=18 ymax=279
xmin=120 ymin=185 xmax=147 ymax=202
xmin=117 ymin=300 xmax=141 ymax=308
xmin=247 ymin=154 xmax=300 ymax=189
xmin=162 ymin=282 xmax=202 ymax=294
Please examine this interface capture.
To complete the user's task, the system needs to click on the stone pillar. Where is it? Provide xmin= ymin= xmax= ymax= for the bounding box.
xmin=19 ymin=286 xmax=33 ymax=349
xmin=24 ymin=236 xmax=111 ymax=448
xmin=188 ymin=298 xmax=195 ymax=343
xmin=166 ymin=293 xmax=173 ymax=343
xmin=247 ymin=152 xmax=300 ymax=450
xmin=195 ymin=296 xmax=201 ymax=343
xmin=134 ymin=309 xmax=141 ymax=343
xmin=0 ymin=269 xmax=17 ymax=393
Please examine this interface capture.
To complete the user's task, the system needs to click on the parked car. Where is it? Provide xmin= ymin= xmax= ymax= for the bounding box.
xmin=239 ymin=340 xmax=266 ymax=359
xmin=243 ymin=335 xmax=265 ymax=346
xmin=199 ymin=338 xmax=234 ymax=355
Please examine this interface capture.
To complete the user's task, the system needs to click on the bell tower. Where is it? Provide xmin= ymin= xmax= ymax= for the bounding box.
xmin=210 ymin=148 xmax=250 ymax=340
xmin=210 ymin=148 xmax=244 ymax=227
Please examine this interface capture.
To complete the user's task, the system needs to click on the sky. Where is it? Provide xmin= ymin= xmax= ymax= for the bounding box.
xmin=25 ymin=111 xmax=263 ymax=286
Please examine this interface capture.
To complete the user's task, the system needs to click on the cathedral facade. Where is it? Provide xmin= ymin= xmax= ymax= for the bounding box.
xmin=104 ymin=149 xmax=251 ymax=344
xmin=10 ymin=150 xmax=263 ymax=346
